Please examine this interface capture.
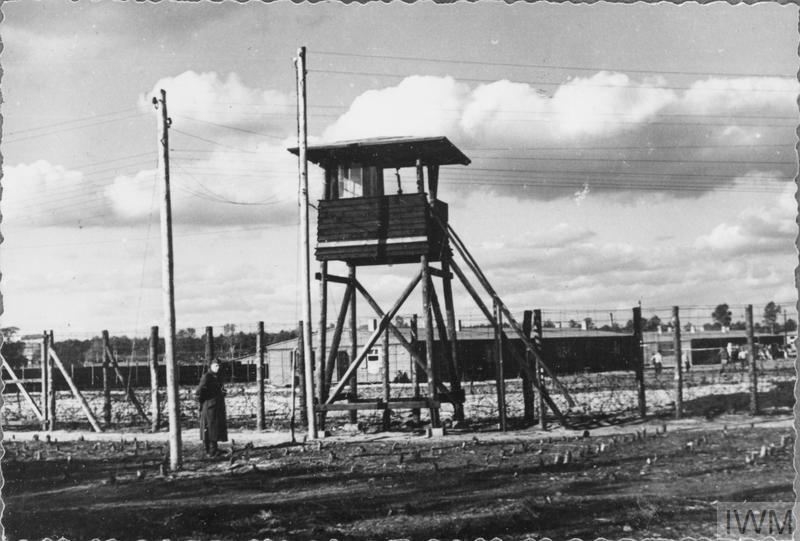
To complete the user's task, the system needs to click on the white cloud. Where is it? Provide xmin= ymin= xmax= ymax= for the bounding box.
xmin=694 ymin=179 xmax=795 ymax=259
xmin=322 ymin=75 xmax=470 ymax=142
xmin=2 ymin=160 xmax=108 ymax=226
xmin=138 ymin=71 xmax=293 ymax=134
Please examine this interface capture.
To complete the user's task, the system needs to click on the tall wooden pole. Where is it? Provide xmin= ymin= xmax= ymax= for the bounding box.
xmin=494 ymin=300 xmax=507 ymax=431
xmin=672 ymin=306 xmax=683 ymax=420
xmin=746 ymin=304 xmax=759 ymax=415
xmin=41 ymin=330 xmax=49 ymax=430
xmin=47 ymin=330 xmax=56 ymax=431
xmin=155 ymin=88 xmax=181 ymax=470
xmin=348 ymin=264 xmax=358 ymax=424
xmin=521 ymin=310 xmax=535 ymax=424
xmin=102 ymin=330 xmax=112 ymax=426
xmin=256 ymin=321 xmax=266 ymax=430
xmin=149 ymin=326 xmax=160 ymax=432
xmin=295 ymin=46 xmax=317 ymax=440
xmin=633 ymin=306 xmax=646 ymax=418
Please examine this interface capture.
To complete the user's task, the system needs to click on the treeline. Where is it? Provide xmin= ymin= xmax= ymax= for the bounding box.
xmin=2 ymin=326 xmax=298 ymax=369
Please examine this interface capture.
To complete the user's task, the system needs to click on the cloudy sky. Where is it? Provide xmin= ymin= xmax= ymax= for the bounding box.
xmin=1 ymin=2 xmax=797 ymax=337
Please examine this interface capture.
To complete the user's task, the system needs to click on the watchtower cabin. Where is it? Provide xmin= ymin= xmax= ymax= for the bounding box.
xmin=289 ymin=136 xmax=470 ymax=429
xmin=303 ymin=136 xmax=469 ymax=265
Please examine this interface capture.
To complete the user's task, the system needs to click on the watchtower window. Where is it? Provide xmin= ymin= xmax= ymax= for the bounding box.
xmin=332 ymin=164 xmax=384 ymax=199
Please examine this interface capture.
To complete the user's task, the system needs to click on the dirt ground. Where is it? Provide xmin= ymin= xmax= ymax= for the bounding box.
xmin=2 ymin=410 xmax=794 ymax=541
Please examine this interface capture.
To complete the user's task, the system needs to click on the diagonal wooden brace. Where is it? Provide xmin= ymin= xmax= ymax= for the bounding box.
xmin=49 ymin=349 xmax=103 ymax=432
xmin=325 ymin=270 xmax=422 ymax=404
xmin=354 ymin=279 xmax=453 ymax=398
xmin=1 ymin=355 xmax=44 ymax=421
xmin=105 ymin=345 xmax=151 ymax=424
xmin=449 ymin=259 xmax=571 ymax=426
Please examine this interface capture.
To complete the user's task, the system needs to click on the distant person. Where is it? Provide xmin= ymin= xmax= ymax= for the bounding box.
xmin=682 ymin=351 xmax=691 ymax=373
xmin=651 ymin=350 xmax=663 ymax=375
xmin=738 ymin=347 xmax=748 ymax=369
xmin=195 ymin=359 xmax=228 ymax=458
xmin=719 ymin=346 xmax=729 ymax=374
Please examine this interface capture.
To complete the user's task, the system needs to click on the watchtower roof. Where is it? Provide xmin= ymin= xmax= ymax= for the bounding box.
xmin=288 ymin=136 xmax=471 ymax=168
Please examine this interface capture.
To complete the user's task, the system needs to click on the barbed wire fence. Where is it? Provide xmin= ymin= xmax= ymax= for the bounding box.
xmin=3 ymin=302 xmax=796 ymax=431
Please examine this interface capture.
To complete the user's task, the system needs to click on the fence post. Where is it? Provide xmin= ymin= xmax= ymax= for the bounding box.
xmin=521 ymin=310 xmax=535 ymax=424
xmin=672 ymin=306 xmax=683 ymax=419
xmin=41 ymin=330 xmax=49 ymax=430
xmin=746 ymin=304 xmax=758 ymax=415
xmin=533 ymin=309 xmax=547 ymax=429
xmin=47 ymin=330 xmax=56 ymax=431
xmin=494 ymin=300 xmax=507 ymax=432
xmin=410 ymin=314 xmax=421 ymax=424
xmin=297 ymin=321 xmax=308 ymax=426
xmin=633 ymin=307 xmax=646 ymax=418
xmin=256 ymin=321 xmax=265 ymax=431
xmin=150 ymin=326 xmax=160 ymax=432
xmin=102 ymin=331 xmax=112 ymax=426
xmin=204 ymin=326 xmax=214 ymax=370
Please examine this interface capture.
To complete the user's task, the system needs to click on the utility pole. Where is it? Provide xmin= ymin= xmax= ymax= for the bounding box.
xmin=295 ymin=46 xmax=317 ymax=440
xmin=154 ymin=89 xmax=181 ymax=470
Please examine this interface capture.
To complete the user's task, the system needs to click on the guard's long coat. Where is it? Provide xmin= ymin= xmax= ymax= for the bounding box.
xmin=195 ymin=370 xmax=228 ymax=442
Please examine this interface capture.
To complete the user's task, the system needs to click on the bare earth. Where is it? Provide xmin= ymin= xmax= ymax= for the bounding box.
xmin=2 ymin=411 xmax=794 ymax=541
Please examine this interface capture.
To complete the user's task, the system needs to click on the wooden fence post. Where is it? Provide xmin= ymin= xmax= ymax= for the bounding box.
xmin=382 ymin=326 xmax=391 ymax=431
xmin=673 ymin=306 xmax=683 ymax=419
xmin=521 ymin=310 xmax=535 ymax=424
xmin=297 ymin=321 xmax=308 ymax=425
xmin=102 ymin=330 xmax=112 ymax=426
xmin=633 ymin=306 xmax=646 ymax=418
xmin=47 ymin=330 xmax=56 ymax=431
xmin=41 ymin=330 xmax=49 ymax=430
xmin=746 ymin=304 xmax=759 ymax=415
xmin=348 ymin=265 xmax=358 ymax=424
xmin=533 ymin=310 xmax=547 ymax=429
xmin=204 ymin=326 xmax=214 ymax=370
xmin=150 ymin=326 xmax=160 ymax=432
xmin=410 ymin=314 xmax=421 ymax=424
xmin=494 ymin=300 xmax=507 ymax=432
xmin=256 ymin=321 xmax=265 ymax=431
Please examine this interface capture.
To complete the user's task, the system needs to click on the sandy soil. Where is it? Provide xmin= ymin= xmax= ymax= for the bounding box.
xmin=2 ymin=411 xmax=794 ymax=541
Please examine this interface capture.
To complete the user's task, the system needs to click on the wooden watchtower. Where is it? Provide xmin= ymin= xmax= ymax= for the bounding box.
xmin=290 ymin=136 xmax=470 ymax=428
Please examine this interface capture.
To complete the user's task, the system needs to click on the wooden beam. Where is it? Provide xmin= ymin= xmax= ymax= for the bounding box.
xmin=1 ymin=357 xmax=44 ymax=421
xmin=421 ymin=254 xmax=440 ymax=427
xmin=325 ymin=270 xmax=422 ymax=404
xmin=49 ymin=349 xmax=102 ymax=432
xmin=315 ymin=271 xmax=355 ymax=285
xmin=324 ymin=283 xmax=353 ymax=398
xmin=354 ymin=281 xmax=451 ymax=398
xmin=428 ymin=266 xmax=452 ymax=279
xmin=104 ymin=345 xmax=151 ymax=424
xmin=449 ymin=259 xmax=570 ymax=426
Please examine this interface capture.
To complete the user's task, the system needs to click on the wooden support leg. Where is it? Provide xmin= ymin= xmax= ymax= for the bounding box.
xmin=421 ymin=255 xmax=440 ymax=428
xmin=318 ymin=261 xmax=328 ymax=429
xmin=348 ymin=265 xmax=358 ymax=424
xmin=382 ymin=327 xmax=391 ymax=430
xmin=441 ymin=258 xmax=465 ymax=424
